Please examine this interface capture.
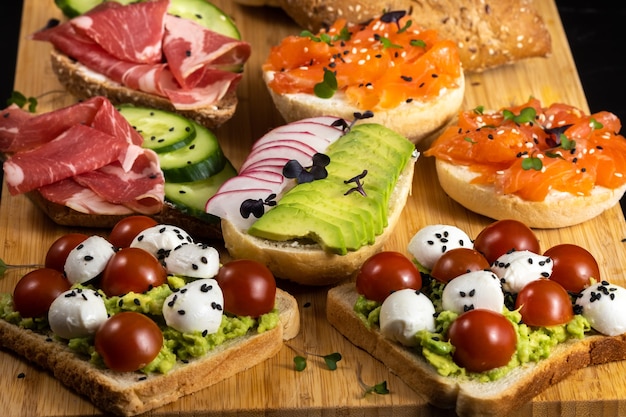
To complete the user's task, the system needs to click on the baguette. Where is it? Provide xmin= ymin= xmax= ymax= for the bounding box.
xmin=326 ymin=282 xmax=626 ymax=416
xmin=244 ymin=0 xmax=551 ymax=73
xmin=0 ymin=288 xmax=299 ymax=417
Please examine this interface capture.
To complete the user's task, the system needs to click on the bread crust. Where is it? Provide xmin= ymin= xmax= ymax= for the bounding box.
xmin=50 ymin=49 xmax=238 ymax=130
xmin=326 ymin=283 xmax=626 ymax=417
xmin=270 ymin=0 xmax=551 ymax=73
xmin=0 ymin=288 xmax=299 ymax=416
xmin=264 ymin=72 xmax=465 ymax=149
xmin=221 ymin=153 xmax=417 ymax=286
xmin=435 ymin=159 xmax=626 ymax=229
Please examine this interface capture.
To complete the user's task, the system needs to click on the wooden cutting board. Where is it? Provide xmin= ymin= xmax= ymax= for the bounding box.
xmin=2 ymin=1 xmax=626 ymax=416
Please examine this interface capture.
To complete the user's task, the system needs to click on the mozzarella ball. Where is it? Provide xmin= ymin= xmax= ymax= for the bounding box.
xmin=575 ymin=281 xmax=626 ymax=336
xmin=379 ymin=288 xmax=436 ymax=347
xmin=407 ymin=225 xmax=472 ymax=270
xmin=491 ymin=250 xmax=553 ymax=294
xmin=48 ymin=288 xmax=108 ymax=339
xmin=442 ymin=270 xmax=504 ymax=314
xmin=64 ymin=235 xmax=116 ymax=284
xmin=162 ymin=279 xmax=224 ymax=334
xmin=163 ymin=243 xmax=220 ymax=279
xmin=130 ymin=224 xmax=193 ymax=259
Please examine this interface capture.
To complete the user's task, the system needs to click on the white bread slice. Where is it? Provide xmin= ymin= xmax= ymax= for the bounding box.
xmin=0 ymin=288 xmax=299 ymax=417
xmin=50 ymin=49 xmax=238 ymax=130
xmin=326 ymin=283 xmax=626 ymax=417
xmin=221 ymin=152 xmax=417 ymax=286
xmin=263 ymin=71 xmax=465 ymax=149
xmin=435 ymin=159 xmax=626 ymax=229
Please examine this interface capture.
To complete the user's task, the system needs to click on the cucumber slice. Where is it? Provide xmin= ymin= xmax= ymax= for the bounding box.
xmin=165 ymin=161 xmax=237 ymax=222
xmin=54 ymin=0 xmax=102 ymax=17
xmin=168 ymin=0 xmax=241 ymax=40
xmin=158 ymin=121 xmax=226 ymax=183
xmin=117 ymin=105 xmax=196 ymax=154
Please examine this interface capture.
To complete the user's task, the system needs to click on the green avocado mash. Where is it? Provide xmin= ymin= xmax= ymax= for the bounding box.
xmin=0 ymin=275 xmax=280 ymax=375
xmin=353 ymin=278 xmax=592 ymax=382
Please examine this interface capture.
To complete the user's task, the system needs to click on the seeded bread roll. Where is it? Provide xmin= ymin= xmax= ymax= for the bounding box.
xmin=434 ymin=159 xmax=626 ymax=229
xmin=0 ymin=288 xmax=299 ymax=417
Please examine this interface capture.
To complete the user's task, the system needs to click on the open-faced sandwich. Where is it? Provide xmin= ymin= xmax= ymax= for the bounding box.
xmin=262 ymin=10 xmax=465 ymax=147
xmin=36 ymin=0 xmax=250 ymax=128
xmin=0 ymin=96 xmax=235 ymax=239
xmin=0 ymin=217 xmax=300 ymax=416
xmin=327 ymin=219 xmax=626 ymax=416
xmin=424 ymin=97 xmax=626 ymax=228
xmin=205 ymin=114 xmax=418 ymax=285
xmin=237 ymin=0 xmax=552 ymax=73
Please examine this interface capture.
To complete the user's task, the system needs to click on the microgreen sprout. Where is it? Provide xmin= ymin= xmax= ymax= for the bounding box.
xmin=314 ymin=68 xmax=338 ymax=99
xmin=521 ymin=153 xmax=543 ymax=171
xmin=544 ymin=124 xmax=575 ymax=149
xmin=0 ymin=259 xmax=44 ymax=277
xmin=331 ymin=111 xmax=374 ymax=133
xmin=240 ymin=194 xmax=277 ymax=219
xmin=301 ymin=25 xmax=351 ymax=46
xmin=380 ymin=10 xmax=410 ymax=32
xmin=374 ymin=33 xmax=401 ymax=49
xmin=590 ymin=118 xmax=603 ymax=130
xmin=344 ymin=170 xmax=368 ymax=196
xmin=464 ymin=137 xmax=477 ymax=144
xmin=473 ymin=105 xmax=485 ymax=115
xmin=502 ymin=107 xmax=536 ymax=124
xmin=356 ymin=362 xmax=390 ymax=396
xmin=283 ymin=153 xmax=330 ymax=183
xmin=287 ymin=344 xmax=342 ymax=371
xmin=7 ymin=91 xmax=38 ymax=113
xmin=410 ymin=39 xmax=426 ymax=48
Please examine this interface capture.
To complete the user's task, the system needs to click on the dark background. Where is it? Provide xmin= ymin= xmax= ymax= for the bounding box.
xmin=1 ymin=1 xmax=625 ymax=210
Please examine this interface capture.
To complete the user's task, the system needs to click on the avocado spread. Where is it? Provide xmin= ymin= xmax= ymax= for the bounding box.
xmin=0 ymin=275 xmax=280 ymax=375
xmin=354 ymin=278 xmax=591 ymax=382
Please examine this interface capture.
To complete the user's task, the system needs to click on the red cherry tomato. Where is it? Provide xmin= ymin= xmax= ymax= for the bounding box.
xmin=430 ymin=248 xmax=490 ymax=283
xmin=108 ymin=215 xmax=158 ymax=248
xmin=473 ymin=219 xmax=541 ymax=264
xmin=543 ymin=244 xmax=600 ymax=293
xmin=44 ymin=233 xmax=89 ymax=272
xmin=448 ymin=309 xmax=517 ymax=373
xmin=514 ymin=279 xmax=574 ymax=327
xmin=100 ymin=247 xmax=167 ymax=297
xmin=356 ymin=251 xmax=422 ymax=303
xmin=12 ymin=268 xmax=71 ymax=318
xmin=215 ymin=259 xmax=276 ymax=317
xmin=95 ymin=312 xmax=163 ymax=372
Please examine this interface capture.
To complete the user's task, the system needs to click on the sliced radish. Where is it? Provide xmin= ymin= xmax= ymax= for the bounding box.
xmin=253 ymin=132 xmax=331 ymax=153
xmin=252 ymin=138 xmax=319 ymax=156
xmin=240 ymin=145 xmax=314 ymax=172
xmin=205 ymin=188 xmax=277 ymax=230
xmin=216 ymin=174 xmax=284 ymax=194
xmin=270 ymin=120 xmax=345 ymax=143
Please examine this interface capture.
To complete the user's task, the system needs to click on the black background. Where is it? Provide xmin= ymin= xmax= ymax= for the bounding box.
xmin=1 ymin=1 xmax=625 ymax=210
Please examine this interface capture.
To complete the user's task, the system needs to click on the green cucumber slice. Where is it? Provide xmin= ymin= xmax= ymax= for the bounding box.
xmin=167 ymin=0 xmax=241 ymax=40
xmin=165 ymin=160 xmax=237 ymax=222
xmin=54 ymin=0 xmax=102 ymax=17
xmin=117 ymin=105 xmax=196 ymax=154
xmin=158 ymin=121 xmax=226 ymax=183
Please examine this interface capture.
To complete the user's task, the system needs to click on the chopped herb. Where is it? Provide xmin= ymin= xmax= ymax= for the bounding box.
xmin=590 ymin=118 xmax=604 ymax=129
xmin=464 ymin=137 xmax=477 ymax=144
xmin=410 ymin=39 xmax=426 ymax=48
xmin=314 ymin=68 xmax=338 ymax=99
xmin=502 ymin=107 xmax=536 ymax=124
xmin=473 ymin=105 xmax=485 ymax=115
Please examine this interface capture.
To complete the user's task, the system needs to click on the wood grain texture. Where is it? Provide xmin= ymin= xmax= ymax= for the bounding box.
xmin=1 ymin=0 xmax=625 ymax=416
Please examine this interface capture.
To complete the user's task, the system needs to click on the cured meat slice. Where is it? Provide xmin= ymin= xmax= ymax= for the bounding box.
xmin=39 ymin=179 xmax=135 ymax=215
xmin=71 ymin=0 xmax=168 ymax=64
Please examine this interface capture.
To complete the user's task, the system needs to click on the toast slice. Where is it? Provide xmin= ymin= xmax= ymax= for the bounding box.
xmin=326 ymin=283 xmax=626 ymax=416
xmin=0 ymin=288 xmax=299 ymax=416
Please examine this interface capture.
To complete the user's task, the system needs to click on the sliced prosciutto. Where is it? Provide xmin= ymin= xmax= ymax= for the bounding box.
xmin=31 ymin=0 xmax=251 ymax=110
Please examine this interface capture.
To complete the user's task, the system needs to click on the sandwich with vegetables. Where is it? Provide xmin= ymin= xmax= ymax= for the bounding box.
xmin=327 ymin=219 xmax=626 ymax=416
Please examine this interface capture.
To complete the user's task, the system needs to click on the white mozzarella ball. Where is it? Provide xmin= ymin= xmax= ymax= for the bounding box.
xmin=407 ymin=225 xmax=472 ymax=270
xmin=64 ymin=235 xmax=116 ymax=284
xmin=48 ymin=288 xmax=108 ymax=339
xmin=163 ymin=243 xmax=220 ymax=279
xmin=491 ymin=250 xmax=553 ymax=294
xmin=575 ymin=281 xmax=626 ymax=336
xmin=379 ymin=288 xmax=436 ymax=347
xmin=442 ymin=270 xmax=504 ymax=314
xmin=162 ymin=279 xmax=224 ymax=335
xmin=130 ymin=224 xmax=193 ymax=259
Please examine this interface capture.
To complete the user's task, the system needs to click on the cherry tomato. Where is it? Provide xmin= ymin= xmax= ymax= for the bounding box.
xmin=95 ymin=311 xmax=163 ymax=372
xmin=448 ymin=309 xmax=517 ymax=373
xmin=108 ymin=215 xmax=158 ymax=248
xmin=430 ymin=248 xmax=490 ymax=283
xmin=473 ymin=219 xmax=541 ymax=264
xmin=215 ymin=259 xmax=276 ymax=317
xmin=356 ymin=251 xmax=422 ymax=303
xmin=543 ymin=244 xmax=600 ymax=293
xmin=13 ymin=268 xmax=71 ymax=318
xmin=44 ymin=233 xmax=89 ymax=272
xmin=100 ymin=247 xmax=167 ymax=297
xmin=514 ymin=279 xmax=574 ymax=327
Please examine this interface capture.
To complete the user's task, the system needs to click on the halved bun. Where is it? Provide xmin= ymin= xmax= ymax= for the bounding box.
xmin=263 ymin=71 xmax=465 ymax=149
xmin=0 ymin=288 xmax=299 ymax=417
xmin=221 ymin=153 xmax=417 ymax=286
xmin=50 ymin=49 xmax=237 ymax=130
xmin=435 ymin=159 xmax=626 ymax=229
xmin=327 ymin=283 xmax=626 ymax=416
